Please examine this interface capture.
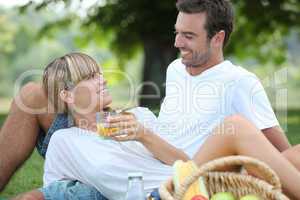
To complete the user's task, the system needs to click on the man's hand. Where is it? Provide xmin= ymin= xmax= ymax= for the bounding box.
xmin=12 ymin=190 xmax=44 ymax=200
xmin=262 ymin=126 xmax=291 ymax=152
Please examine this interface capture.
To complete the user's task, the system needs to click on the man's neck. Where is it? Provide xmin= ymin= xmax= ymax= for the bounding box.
xmin=186 ymin=54 xmax=224 ymax=76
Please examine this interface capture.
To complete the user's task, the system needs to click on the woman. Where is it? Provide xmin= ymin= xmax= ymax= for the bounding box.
xmin=40 ymin=52 xmax=174 ymax=200
xmin=16 ymin=52 xmax=300 ymax=200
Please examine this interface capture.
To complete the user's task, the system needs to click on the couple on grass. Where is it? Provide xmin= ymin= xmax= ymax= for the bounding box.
xmin=1 ymin=0 xmax=300 ymax=199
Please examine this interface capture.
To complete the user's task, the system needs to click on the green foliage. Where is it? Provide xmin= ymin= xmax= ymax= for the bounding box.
xmin=0 ymin=14 xmax=17 ymax=54
xmin=20 ymin=0 xmax=178 ymax=66
xmin=228 ymin=0 xmax=300 ymax=65
xmin=0 ymin=7 xmax=128 ymax=98
xmin=0 ymin=9 xmax=69 ymax=97
xmin=85 ymin=0 xmax=177 ymax=59
xmin=24 ymin=0 xmax=300 ymax=66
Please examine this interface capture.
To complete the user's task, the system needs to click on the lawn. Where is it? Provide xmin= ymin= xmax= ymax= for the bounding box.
xmin=0 ymin=114 xmax=44 ymax=198
xmin=0 ymin=111 xmax=299 ymax=198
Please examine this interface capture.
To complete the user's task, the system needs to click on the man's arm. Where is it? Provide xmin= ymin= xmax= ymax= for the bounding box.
xmin=262 ymin=126 xmax=291 ymax=152
xmin=0 ymin=83 xmax=51 ymax=191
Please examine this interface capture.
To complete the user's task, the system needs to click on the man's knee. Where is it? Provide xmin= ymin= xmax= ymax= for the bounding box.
xmin=13 ymin=82 xmax=49 ymax=114
xmin=19 ymin=82 xmax=41 ymax=94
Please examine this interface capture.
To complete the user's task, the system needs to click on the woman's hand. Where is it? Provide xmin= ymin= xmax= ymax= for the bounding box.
xmin=106 ymin=112 xmax=148 ymax=141
xmin=107 ymin=112 xmax=189 ymax=165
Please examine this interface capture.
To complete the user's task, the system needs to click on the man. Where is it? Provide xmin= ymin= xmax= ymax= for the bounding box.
xmin=1 ymin=0 xmax=299 ymax=199
xmin=171 ymin=0 xmax=292 ymax=152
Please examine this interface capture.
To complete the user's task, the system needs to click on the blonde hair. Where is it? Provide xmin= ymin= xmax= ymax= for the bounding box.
xmin=43 ymin=52 xmax=100 ymax=113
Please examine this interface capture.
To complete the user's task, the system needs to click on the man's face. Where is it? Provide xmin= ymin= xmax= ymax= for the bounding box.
xmin=174 ymin=12 xmax=212 ymax=68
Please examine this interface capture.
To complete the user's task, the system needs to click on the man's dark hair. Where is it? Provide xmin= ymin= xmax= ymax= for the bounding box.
xmin=176 ymin=0 xmax=234 ymax=47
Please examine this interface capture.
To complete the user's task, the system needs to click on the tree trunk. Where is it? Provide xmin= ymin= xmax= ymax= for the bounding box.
xmin=139 ymin=39 xmax=178 ymax=108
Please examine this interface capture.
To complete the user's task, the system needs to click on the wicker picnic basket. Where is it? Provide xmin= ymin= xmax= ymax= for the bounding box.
xmin=159 ymin=156 xmax=289 ymax=200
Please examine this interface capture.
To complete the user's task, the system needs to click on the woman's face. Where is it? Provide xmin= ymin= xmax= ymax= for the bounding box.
xmin=67 ymin=72 xmax=112 ymax=114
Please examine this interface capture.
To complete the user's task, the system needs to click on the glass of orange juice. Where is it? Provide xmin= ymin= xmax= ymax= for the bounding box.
xmin=96 ymin=111 xmax=119 ymax=138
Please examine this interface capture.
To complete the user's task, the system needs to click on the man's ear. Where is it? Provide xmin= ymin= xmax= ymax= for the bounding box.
xmin=211 ymin=30 xmax=225 ymax=48
xmin=59 ymin=90 xmax=74 ymax=104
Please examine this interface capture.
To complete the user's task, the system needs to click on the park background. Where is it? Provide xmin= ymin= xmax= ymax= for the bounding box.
xmin=0 ymin=0 xmax=299 ymax=198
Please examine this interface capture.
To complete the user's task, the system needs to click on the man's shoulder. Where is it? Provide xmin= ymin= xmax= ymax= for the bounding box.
xmin=166 ymin=58 xmax=185 ymax=79
xmin=167 ymin=58 xmax=183 ymax=71
xmin=226 ymin=63 xmax=267 ymax=97
xmin=221 ymin=62 xmax=260 ymax=87
xmin=234 ymin=66 xmax=261 ymax=87
xmin=225 ymin=61 xmax=256 ymax=78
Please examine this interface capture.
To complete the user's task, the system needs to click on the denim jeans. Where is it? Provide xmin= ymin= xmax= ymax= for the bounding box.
xmin=40 ymin=180 xmax=108 ymax=200
xmin=40 ymin=180 xmax=161 ymax=200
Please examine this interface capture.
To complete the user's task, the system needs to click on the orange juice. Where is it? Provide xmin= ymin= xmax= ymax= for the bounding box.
xmin=97 ymin=123 xmax=119 ymax=137
xmin=96 ymin=110 xmax=119 ymax=138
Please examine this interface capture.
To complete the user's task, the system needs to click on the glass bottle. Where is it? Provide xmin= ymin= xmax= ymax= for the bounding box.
xmin=124 ymin=172 xmax=145 ymax=200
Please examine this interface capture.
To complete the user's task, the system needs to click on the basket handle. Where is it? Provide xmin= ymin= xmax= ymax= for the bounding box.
xmin=181 ymin=156 xmax=281 ymax=195
xmin=159 ymin=179 xmax=176 ymax=200
xmin=159 ymin=156 xmax=283 ymax=200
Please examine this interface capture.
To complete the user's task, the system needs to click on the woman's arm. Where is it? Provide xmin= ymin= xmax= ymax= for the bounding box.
xmin=139 ymin=129 xmax=189 ymax=165
xmin=107 ymin=113 xmax=190 ymax=165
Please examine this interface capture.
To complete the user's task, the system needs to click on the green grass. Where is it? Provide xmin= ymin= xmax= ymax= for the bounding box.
xmin=0 ymin=110 xmax=299 ymax=198
xmin=0 ymin=151 xmax=44 ymax=198
xmin=286 ymin=110 xmax=300 ymax=145
xmin=0 ymin=114 xmax=44 ymax=198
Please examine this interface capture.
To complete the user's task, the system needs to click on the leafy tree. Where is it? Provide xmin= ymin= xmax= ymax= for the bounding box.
xmin=0 ymin=9 xmax=76 ymax=97
xmin=21 ymin=0 xmax=300 ymax=107
xmin=0 ymin=13 xmax=17 ymax=55
xmin=0 ymin=10 xmax=18 ymax=97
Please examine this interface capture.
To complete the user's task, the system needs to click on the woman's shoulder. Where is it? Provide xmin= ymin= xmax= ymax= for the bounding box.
xmin=51 ymin=127 xmax=81 ymax=141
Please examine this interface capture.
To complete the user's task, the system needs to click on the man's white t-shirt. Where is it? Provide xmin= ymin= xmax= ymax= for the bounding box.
xmin=44 ymin=59 xmax=279 ymax=200
xmin=158 ymin=59 xmax=279 ymax=157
